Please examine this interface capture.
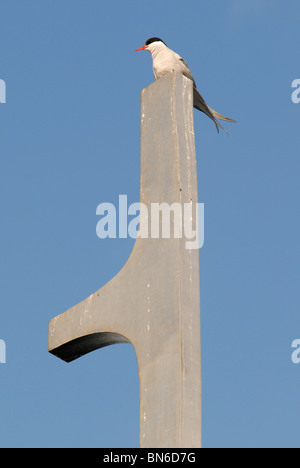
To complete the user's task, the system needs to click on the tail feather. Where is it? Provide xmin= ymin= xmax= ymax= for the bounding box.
xmin=193 ymin=87 xmax=236 ymax=135
xmin=208 ymin=106 xmax=237 ymax=123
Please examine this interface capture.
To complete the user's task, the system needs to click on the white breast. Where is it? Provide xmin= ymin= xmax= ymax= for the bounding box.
xmin=152 ymin=48 xmax=194 ymax=84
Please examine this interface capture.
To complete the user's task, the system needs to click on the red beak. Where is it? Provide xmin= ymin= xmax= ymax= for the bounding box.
xmin=135 ymin=45 xmax=148 ymax=52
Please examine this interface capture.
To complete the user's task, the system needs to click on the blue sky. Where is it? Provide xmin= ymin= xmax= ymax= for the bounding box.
xmin=0 ymin=0 xmax=299 ymax=448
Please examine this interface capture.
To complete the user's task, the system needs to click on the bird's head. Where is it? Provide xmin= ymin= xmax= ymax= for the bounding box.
xmin=135 ymin=37 xmax=167 ymax=53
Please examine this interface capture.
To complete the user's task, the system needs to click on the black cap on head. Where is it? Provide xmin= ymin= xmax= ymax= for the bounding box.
xmin=145 ymin=37 xmax=167 ymax=46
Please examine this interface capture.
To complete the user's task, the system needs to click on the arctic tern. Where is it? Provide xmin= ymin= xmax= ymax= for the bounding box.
xmin=135 ymin=37 xmax=236 ymax=135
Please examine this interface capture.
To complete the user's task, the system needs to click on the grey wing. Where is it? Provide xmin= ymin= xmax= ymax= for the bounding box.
xmin=193 ymin=87 xmax=230 ymax=135
xmin=179 ymin=57 xmax=196 ymax=86
xmin=179 ymin=57 xmax=189 ymax=69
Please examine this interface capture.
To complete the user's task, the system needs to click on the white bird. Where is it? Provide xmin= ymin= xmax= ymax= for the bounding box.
xmin=135 ymin=37 xmax=236 ymax=135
